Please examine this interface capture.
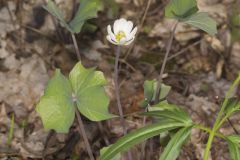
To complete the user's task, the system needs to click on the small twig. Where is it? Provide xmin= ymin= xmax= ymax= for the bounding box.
xmin=114 ymin=46 xmax=133 ymax=160
xmin=22 ymin=24 xmax=58 ymax=42
xmin=76 ymin=110 xmax=95 ymax=160
xmin=227 ymin=118 xmax=239 ymax=134
xmin=71 ymin=33 xmax=81 ymax=61
xmin=154 ymin=22 xmax=178 ymax=104
xmin=167 ymin=40 xmax=201 ymax=61
xmin=124 ymin=0 xmax=152 ymax=60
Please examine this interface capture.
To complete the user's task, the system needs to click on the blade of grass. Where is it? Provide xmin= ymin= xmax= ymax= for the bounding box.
xmin=7 ymin=113 xmax=15 ymax=146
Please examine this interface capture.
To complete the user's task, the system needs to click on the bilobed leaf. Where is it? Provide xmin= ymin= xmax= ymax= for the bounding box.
xmin=142 ymin=80 xmax=171 ymax=107
xmin=184 ymin=12 xmax=217 ymax=35
xmin=44 ymin=0 xmax=102 ymax=33
xmin=165 ymin=0 xmax=198 ymax=20
xmin=69 ymin=0 xmax=103 ymax=33
xmin=159 ymin=126 xmax=192 ymax=160
xmin=43 ymin=0 xmax=72 ymax=32
xmin=227 ymin=135 xmax=240 ymax=160
xmin=100 ymin=121 xmax=185 ymax=160
xmin=36 ymin=70 xmax=75 ymax=133
xmin=69 ymin=62 xmax=116 ymax=121
xmin=159 ymin=84 xmax=171 ymax=100
xmin=143 ymin=80 xmax=155 ymax=102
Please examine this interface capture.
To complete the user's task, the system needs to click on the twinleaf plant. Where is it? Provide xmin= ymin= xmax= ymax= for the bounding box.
xmin=37 ymin=1 xmax=116 ymax=160
xmin=141 ymin=80 xmax=171 ymax=107
xmin=44 ymin=0 xmax=103 ymax=33
xmin=165 ymin=0 xmax=217 ymax=35
xmin=36 ymin=63 xmax=116 ymax=133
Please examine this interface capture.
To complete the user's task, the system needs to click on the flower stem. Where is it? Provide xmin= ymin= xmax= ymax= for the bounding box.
xmin=71 ymin=33 xmax=81 ymax=61
xmin=154 ymin=22 xmax=178 ymax=104
xmin=203 ymin=74 xmax=240 ymax=160
xmin=114 ymin=46 xmax=133 ymax=160
xmin=76 ymin=109 xmax=95 ymax=160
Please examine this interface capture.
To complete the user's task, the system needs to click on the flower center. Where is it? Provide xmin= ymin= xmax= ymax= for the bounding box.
xmin=115 ymin=31 xmax=126 ymax=42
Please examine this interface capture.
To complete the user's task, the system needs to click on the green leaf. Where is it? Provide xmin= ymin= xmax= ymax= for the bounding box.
xmin=160 ymin=84 xmax=172 ymax=100
xmin=36 ymin=70 xmax=75 ymax=133
xmin=43 ymin=0 xmax=72 ymax=32
xmin=143 ymin=80 xmax=155 ymax=102
xmin=100 ymin=121 xmax=185 ymax=160
xmin=184 ymin=12 xmax=217 ymax=35
xmin=44 ymin=0 xmax=102 ymax=33
xmin=100 ymin=146 xmax=121 ymax=160
xmin=165 ymin=0 xmax=198 ymax=20
xmin=144 ymin=102 xmax=192 ymax=126
xmin=103 ymin=0 xmax=119 ymax=18
xmin=142 ymin=80 xmax=171 ymax=107
xmin=69 ymin=0 xmax=103 ymax=33
xmin=159 ymin=126 xmax=192 ymax=160
xmin=69 ymin=62 xmax=116 ymax=121
xmin=227 ymin=135 xmax=240 ymax=160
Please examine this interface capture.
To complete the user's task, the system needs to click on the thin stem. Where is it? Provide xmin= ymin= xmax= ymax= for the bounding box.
xmin=114 ymin=46 xmax=133 ymax=160
xmin=154 ymin=22 xmax=178 ymax=104
xmin=167 ymin=40 xmax=201 ymax=61
xmin=216 ymin=113 xmax=231 ymax=130
xmin=71 ymin=33 xmax=81 ymax=61
xmin=76 ymin=110 xmax=95 ymax=160
xmin=204 ymin=74 xmax=240 ymax=160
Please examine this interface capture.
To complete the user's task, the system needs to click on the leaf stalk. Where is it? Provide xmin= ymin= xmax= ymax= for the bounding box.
xmin=154 ymin=22 xmax=178 ymax=104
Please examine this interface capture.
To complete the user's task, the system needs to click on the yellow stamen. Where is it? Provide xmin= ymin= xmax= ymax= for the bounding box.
xmin=115 ymin=31 xmax=126 ymax=42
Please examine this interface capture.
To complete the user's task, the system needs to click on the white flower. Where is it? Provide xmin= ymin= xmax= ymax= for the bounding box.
xmin=107 ymin=18 xmax=138 ymax=46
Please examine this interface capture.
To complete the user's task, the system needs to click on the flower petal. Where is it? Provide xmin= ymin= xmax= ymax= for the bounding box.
xmin=113 ymin=19 xmax=120 ymax=34
xmin=124 ymin=37 xmax=135 ymax=46
xmin=129 ymin=27 xmax=138 ymax=38
xmin=106 ymin=35 xmax=118 ymax=45
xmin=107 ymin=25 xmax=116 ymax=41
xmin=114 ymin=18 xmax=127 ymax=34
xmin=124 ymin=21 xmax=133 ymax=35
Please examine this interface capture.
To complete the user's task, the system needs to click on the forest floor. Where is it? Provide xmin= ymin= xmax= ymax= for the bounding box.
xmin=0 ymin=0 xmax=240 ymax=159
